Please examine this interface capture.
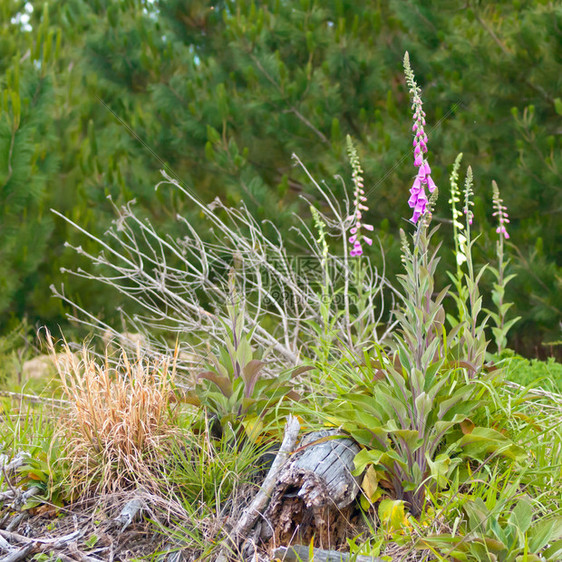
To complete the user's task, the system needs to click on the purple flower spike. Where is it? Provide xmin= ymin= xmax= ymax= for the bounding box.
xmin=404 ymin=53 xmax=437 ymax=223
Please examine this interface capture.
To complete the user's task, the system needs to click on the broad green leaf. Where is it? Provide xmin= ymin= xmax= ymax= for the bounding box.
xmin=543 ymin=538 xmax=562 ymax=559
xmin=353 ymin=448 xmax=385 ymax=475
xmin=389 ymin=429 xmax=421 ymax=451
xmin=427 ymin=453 xmax=452 ymax=489
xmin=241 ymin=359 xmax=265 ymax=388
xmin=508 ymin=498 xmax=533 ymax=535
xmin=242 ymin=415 xmax=263 ymax=441
xmin=464 ymin=498 xmax=488 ymax=531
xmin=528 ymin=516 xmax=562 ymax=552
xmin=378 ymin=499 xmax=410 ymax=533
xmin=458 ymin=427 xmax=526 ymax=462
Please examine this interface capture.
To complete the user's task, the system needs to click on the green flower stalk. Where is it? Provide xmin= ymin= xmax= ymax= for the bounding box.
xmin=447 ymin=154 xmax=471 ymax=327
xmin=310 ymin=205 xmax=329 ymax=264
xmin=448 ymin=153 xmax=465 ymax=271
xmin=462 ymin=166 xmax=476 ymax=281
xmin=492 ymin=180 xmax=510 ymax=240
xmin=346 ymin=136 xmax=374 ymax=257
xmin=488 ymin=181 xmax=519 ymax=353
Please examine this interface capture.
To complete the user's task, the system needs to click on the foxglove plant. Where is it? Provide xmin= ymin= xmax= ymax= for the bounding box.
xmin=458 ymin=167 xmax=489 ymax=373
xmin=404 ymin=53 xmax=437 ymax=224
xmin=399 ymin=52 xmax=445 ymax=375
xmin=447 ymin=154 xmax=471 ymax=327
xmin=344 ymin=135 xmax=387 ymax=350
xmin=487 ymin=181 xmax=519 ymax=353
xmin=346 ymin=56 xmax=476 ymax=514
xmin=336 ymin=55 xmax=521 ymax=518
xmin=347 ymin=135 xmax=374 ymax=257
xmin=448 ymin=159 xmax=487 ymax=372
xmin=309 ymin=205 xmax=339 ymax=363
xmin=492 ymin=180 xmax=510 ymax=241
xmin=448 ymin=153 xmax=466 ymax=272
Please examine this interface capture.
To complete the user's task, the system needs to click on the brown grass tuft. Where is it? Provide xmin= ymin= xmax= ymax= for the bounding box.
xmin=46 ymin=332 xmax=181 ymax=498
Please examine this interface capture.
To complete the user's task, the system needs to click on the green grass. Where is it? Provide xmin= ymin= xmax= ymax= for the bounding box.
xmin=502 ymin=353 xmax=562 ymax=393
xmin=2 ymin=324 xmax=562 ymax=561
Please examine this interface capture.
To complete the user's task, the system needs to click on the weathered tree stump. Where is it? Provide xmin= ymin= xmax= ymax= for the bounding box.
xmin=259 ymin=430 xmax=361 ymax=550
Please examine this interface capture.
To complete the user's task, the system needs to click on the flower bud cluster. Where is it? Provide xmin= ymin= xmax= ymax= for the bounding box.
xmin=492 ymin=181 xmax=510 ymax=240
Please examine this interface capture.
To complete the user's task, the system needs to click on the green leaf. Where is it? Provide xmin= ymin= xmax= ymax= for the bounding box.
xmin=197 ymin=371 xmax=233 ymax=397
xmin=389 ymin=429 xmax=421 ymax=451
xmin=241 ymin=359 xmax=265 ymax=387
xmin=353 ymin=448 xmax=385 ymax=475
xmin=426 ymin=452 xmax=452 ymax=489
xmin=508 ymin=498 xmax=533 ymax=535
xmin=458 ymin=427 xmax=526 ymax=462
xmin=543 ymin=538 xmax=562 ymax=559
xmin=378 ymin=499 xmax=410 ymax=532
xmin=290 ymin=365 xmax=315 ymax=378
xmin=528 ymin=517 xmax=562 ymax=552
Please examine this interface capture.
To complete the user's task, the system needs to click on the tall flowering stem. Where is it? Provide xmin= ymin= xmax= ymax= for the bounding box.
xmin=489 ymin=181 xmax=519 ymax=353
xmin=447 ymin=154 xmax=471 ymax=327
xmin=403 ymin=52 xmax=437 ymax=224
xmin=462 ymin=166 xmax=475 ymax=283
xmin=346 ymin=135 xmax=374 ymax=257
xmin=448 ymin=153 xmax=465 ymax=274
xmin=401 ymin=53 xmax=440 ymax=373
xmin=492 ymin=180 xmax=510 ymax=241
xmin=449 ymin=165 xmax=488 ymax=374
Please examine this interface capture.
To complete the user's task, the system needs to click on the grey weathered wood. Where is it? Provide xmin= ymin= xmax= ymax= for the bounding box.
xmin=273 ymin=545 xmax=385 ymax=561
xmin=260 ymin=430 xmax=361 ymax=547
xmin=0 ymin=544 xmax=34 ymax=562
xmin=289 ymin=430 xmax=361 ymax=509
xmin=215 ymin=415 xmax=301 ymax=562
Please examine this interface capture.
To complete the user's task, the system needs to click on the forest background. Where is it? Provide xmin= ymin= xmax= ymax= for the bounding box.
xmin=1 ymin=0 xmax=561 ymax=359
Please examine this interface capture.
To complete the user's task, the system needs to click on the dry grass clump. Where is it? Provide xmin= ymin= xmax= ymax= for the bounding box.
xmin=46 ymin=332 xmax=182 ymax=498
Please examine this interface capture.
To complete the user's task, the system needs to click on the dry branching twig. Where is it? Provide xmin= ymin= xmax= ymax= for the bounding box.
xmin=51 ymin=164 xmax=398 ymax=372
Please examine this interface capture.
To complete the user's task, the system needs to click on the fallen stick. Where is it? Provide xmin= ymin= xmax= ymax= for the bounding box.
xmin=0 ymin=390 xmax=69 ymax=407
xmin=0 ymin=528 xmax=83 ymax=547
xmin=0 ymin=528 xmax=91 ymax=562
xmin=113 ymin=497 xmax=144 ymax=531
xmin=0 ymin=536 xmax=13 ymax=553
xmin=0 ymin=544 xmax=34 ymax=562
xmin=273 ymin=545 xmax=386 ymax=562
xmin=215 ymin=415 xmax=301 ymax=562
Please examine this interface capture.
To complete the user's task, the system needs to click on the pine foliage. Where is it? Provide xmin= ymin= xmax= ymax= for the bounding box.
xmin=1 ymin=0 xmax=560 ymax=353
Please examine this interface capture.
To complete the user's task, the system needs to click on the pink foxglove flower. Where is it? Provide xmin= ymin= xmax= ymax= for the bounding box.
xmin=492 ymin=180 xmax=510 ymax=240
xmin=346 ymin=136 xmax=374 ymax=257
xmin=403 ymin=53 xmax=437 ymax=224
